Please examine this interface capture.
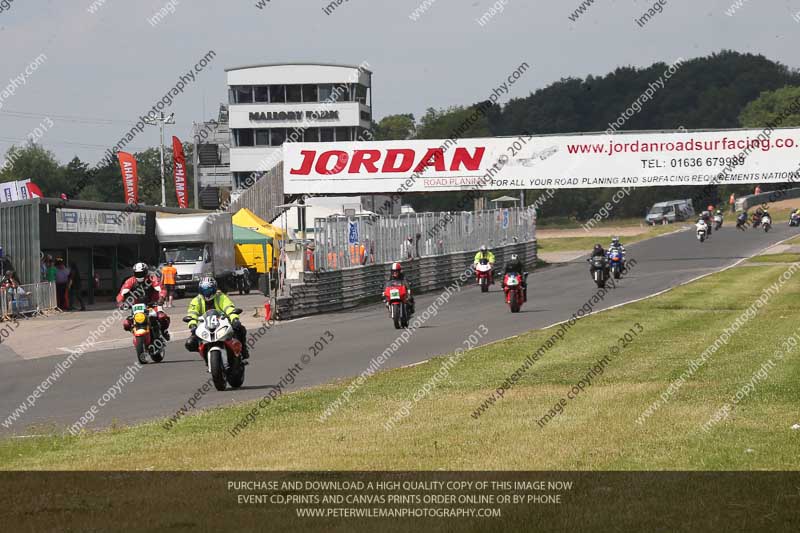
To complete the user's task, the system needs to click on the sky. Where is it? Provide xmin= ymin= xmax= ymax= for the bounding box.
xmin=0 ymin=0 xmax=798 ymax=165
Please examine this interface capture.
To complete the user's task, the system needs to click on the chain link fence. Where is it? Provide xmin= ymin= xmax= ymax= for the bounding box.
xmin=309 ymin=207 xmax=535 ymax=271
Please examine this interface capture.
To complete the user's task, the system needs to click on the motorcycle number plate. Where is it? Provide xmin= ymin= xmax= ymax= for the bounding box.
xmin=177 ymin=285 xmax=186 ymax=290
xmin=132 ymin=303 xmax=147 ymax=313
xmin=389 ymin=288 xmax=401 ymax=300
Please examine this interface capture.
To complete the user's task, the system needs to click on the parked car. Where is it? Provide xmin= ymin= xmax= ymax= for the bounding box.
xmin=645 ymin=199 xmax=694 ymax=225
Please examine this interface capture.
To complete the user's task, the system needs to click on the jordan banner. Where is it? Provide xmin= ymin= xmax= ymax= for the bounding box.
xmin=117 ymin=152 xmax=139 ymax=205
xmin=283 ymin=128 xmax=800 ymax=193
xmin=172 ymin=136 xmax=188 ymax=208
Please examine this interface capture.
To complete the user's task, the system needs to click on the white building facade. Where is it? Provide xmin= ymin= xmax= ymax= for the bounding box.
xmin=226 ymin=62 xmax=373 ymax=190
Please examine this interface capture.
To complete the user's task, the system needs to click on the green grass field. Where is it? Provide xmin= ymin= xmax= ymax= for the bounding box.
xmin=2 ymin=261 xmax=798 ymax=471
xmin=747 ymin=253 xmax=800 ymax=263
xmin=537 ymin=224 xmax=679 ymax=253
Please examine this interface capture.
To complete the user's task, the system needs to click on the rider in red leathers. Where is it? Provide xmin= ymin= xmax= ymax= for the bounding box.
xmin=116 ymin=262 xmax=171 ymax=340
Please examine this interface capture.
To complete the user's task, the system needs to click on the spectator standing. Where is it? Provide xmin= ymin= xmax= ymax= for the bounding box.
xmin=54 ymin=259 xmax=70 ymax=310
xmin=67 ymin=262 xmax=86 ymax=311
xmin=161 ymin=260 xmax=177 ymax=308
xmin=729 ymin=193 xmax=736 ymax=213
xmin=754 ymin=185 xmax=762 ymax=195
xmin=45 ymin=257 xmax=56 ymax=284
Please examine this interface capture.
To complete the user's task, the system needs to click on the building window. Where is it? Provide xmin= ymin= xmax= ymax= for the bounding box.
xmin=255 ymin=129 xmax=270 ymax=146
xmin=318 ymin=84 xmax=333 ymax=103
xmin=232 ymin=86 xmax=253 ymax=104
xmin=285 ymin=127 xmax=304 ymax=143
xmin=286 ymin=85 xmax=302 ymax=103
xmin=335 ymin=127 xmax=352 ymax=142
xmin=304 ymin=128 xmax=319 ymax=142
xmin=254 ymin=86 xmax=270 ymax=103
xmin=356 ymin=84 xmax=368 ymax=104
xmin=320 ymin=128 xmax=334 ymax=142
xmin=270 ymin=85 xmax=286 ymax=103
xmin=236 ymin=129 xmax=254 ymax=147
xmin=360 ymin=109 xmax=372 ymax=122
xmin=302 ymin=84 xmax=318 ymax=103
xmin=271 ymin=129 xmax=286 ymax=146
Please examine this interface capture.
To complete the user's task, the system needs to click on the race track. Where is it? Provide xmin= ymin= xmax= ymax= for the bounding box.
xmin=0 ymin=223 xmax=794 ymax=434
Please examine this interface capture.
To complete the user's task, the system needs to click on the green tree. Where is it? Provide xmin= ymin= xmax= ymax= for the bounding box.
xmin=373 ymin=114 xmax=416 ymax=140
xmin=739 ymin=86 xmax=800 ymax=128
xmin=0 ymin=143 xmax=66 ymax=196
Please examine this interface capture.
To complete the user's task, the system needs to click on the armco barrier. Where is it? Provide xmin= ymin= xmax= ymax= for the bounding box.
xmin=276 ymin=240 xmax=537 ymax=320
xmin=0 ymin=282 xmax=57 ymax=320
xmin=735 ymin=187 xmax=800 ymax=212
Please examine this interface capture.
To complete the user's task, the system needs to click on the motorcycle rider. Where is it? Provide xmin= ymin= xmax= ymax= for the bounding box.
xmin=752 ymin=207 xmax=764 ymax=227
xmin=117 ymin=262 xmax=171 ymax=341
xmin=736 ymin=211 xmax=748 ymax=231
xmin=588 ymin=244 xmax=609 ymax=274
xmin=761 ymin=208 xmax=772 ymax=227
xmin=700 ymin=210 xmax=713 ymax=236
xmin=791 ymin=208 xmax=800 ymax=226
xmin=503 ymin=253 xmax=527 ymax=301
xmin=607 ymin=236 xmax=626 ymax=271
xmin=385 ymin=262 xmax=415 ymax=314
xmin=473 ymin=245 xmax=496 ymax=285
xmin=696 ymin=216 xmax=709 ymax=236
xmin=184 ymin=276 xmax=249 ymax=360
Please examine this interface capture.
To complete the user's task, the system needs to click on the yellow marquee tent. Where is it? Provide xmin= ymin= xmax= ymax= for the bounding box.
xmin=233 ymin=208 xmax=285 ymax=273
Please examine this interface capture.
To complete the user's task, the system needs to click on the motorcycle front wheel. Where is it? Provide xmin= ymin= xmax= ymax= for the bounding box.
xmin=392 ymin=306 xmax=402 ymax=329
xmin=509 ymin=291 xmax=520 ymax=313
xmin=135 ymin=336 xmax=148 ymax=365
xmin=227 ymin=355 xmax=245 ymax=389
xmin=209 ymin=349 xmax=227 ymax=391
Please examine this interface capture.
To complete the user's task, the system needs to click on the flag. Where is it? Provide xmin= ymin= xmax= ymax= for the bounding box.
xmin=25 ymin=181 xmax=43 ymax=198
xmin=117 ymin=152 xmax=139 ymax=205
xmin=172 ymin=136 xmax=188 ymax=208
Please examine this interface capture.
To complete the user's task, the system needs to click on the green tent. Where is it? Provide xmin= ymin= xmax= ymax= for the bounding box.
xmin=233 ymin=225 xmax=273 ymax=274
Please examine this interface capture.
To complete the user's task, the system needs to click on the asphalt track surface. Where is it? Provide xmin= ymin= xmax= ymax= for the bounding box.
xmin=1 ymin=223 xmax=796 ymax=434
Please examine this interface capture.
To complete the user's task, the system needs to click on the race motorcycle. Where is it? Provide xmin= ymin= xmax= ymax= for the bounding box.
xmin=762 ymin=214 xmax=772 ymax=233
xmin=475 ymin=258 xmax=493 ymax=293
xmin=589 ymin=256 xmax=609 ymax=288
xmin=183 ymin=308 xmax=245 ymax=391
xmin=129 ymin=302 xmax=166 ymax=365
xmin=790 ymin=212 xmax=800 ymax=227
xmin=233 ymin=266 xmax=251 ymax=295
xmin=713 ymin=212 xmax=723 ymax=231
xmin=608 ymin=249 xmax=624 ymax=280
xmin=696 ymin=220 xmax=708 ymax=243
xmin=502 ymin=272 xmax=527 ymax=313
xmin=383 ymin=282 xmax=411 ymax=329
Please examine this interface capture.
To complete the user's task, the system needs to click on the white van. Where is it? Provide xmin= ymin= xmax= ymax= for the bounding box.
xmin=645 ymin=199 xmax=694 ymax=225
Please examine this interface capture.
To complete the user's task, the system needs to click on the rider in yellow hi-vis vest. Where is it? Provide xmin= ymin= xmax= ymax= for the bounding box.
xmin=184 ymin=276 xmax=249 ymax=359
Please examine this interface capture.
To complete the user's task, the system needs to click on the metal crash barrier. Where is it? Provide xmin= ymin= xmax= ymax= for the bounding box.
xmin=278 ymin=240 xmax=537 ymax=320
xmin=0 ymin=281 xmax=58 ymax=320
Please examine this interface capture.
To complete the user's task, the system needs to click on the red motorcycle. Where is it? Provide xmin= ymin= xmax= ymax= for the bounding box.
xmin=502 ymin=272 xmax=527 ymax=313
xmin=383 ymin=282 xmax=411 ymax=329
xmin=475 ymin=258 xmax=493 ymax=293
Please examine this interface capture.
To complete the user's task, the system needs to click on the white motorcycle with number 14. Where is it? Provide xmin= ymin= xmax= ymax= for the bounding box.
xmin=183 ymin=308 xmax=245 ymax=391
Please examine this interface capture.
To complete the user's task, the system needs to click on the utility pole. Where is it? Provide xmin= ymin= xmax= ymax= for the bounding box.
xmin=144 ymin=112 xmax=175 ymax=207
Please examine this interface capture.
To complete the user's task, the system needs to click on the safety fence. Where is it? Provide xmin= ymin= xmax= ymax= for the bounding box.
xmin=310 ymin=207 xmax=535 ymax=271
xmin=0 ymin=282 xmax=58 ymax=320
xmin=277 ymin=240 xmax=537 ymax=320
xmin=735 ymin=187 xmax=800 ymax=212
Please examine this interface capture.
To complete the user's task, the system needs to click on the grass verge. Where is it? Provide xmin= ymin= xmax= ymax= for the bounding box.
xmin=1 ymin=263 xmax=799 ymax=471
xmin=537 ymin=224 xmax=679 ymax=253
